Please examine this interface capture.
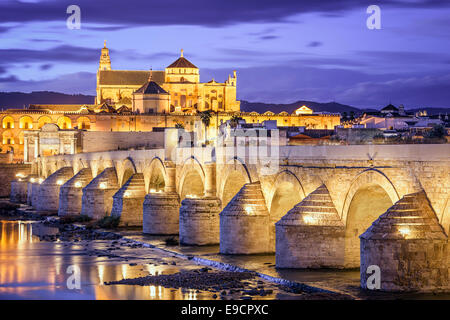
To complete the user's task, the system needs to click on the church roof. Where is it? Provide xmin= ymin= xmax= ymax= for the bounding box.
xmin=167 ymin=57 xmax=198 ymax=69
xmin=381 ymin=104 xmax=399 ymax=112
xmin=98 ymin=70 xmax=165 ymax=86
xmin=28 ymin=104 xmax=96 ymax=112
xmin=134 ymin=80 xmax=168 ymax=95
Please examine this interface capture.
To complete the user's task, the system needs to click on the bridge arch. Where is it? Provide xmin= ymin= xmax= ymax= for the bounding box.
xmin=117 ymin=157 xmax=137 ymax=186
xmin=178 ymin=156 xmax=205 ymax=200
xmin=440 ymin=196 xmax=450 ymax=235
xmin=44 ymin=161 xmax=57 ymax=178
xmin=56 ymin=159 xmax=69 ymax=170
xmin=72 ymin=158 xmax=87 ymax=175
xmin=342 ymin=168 xmax=400 ymax=268
xmin=144 ymin=157 xmax=167 ymax=193
xmin=268 ymin=170 xmax=306 ymax=251
xmin=218 ymin=158 xmax=252 ymax=208
xmin=268 ymin=169 xmax=306 ymax=215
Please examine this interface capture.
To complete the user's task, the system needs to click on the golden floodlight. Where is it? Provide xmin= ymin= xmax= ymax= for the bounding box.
xmin=30 ymin=178 xmax=35 ymax=183
xmin=245 ymin=206 xmax=253 ymax=215
xmin=303 ymin=215 xmax=317 ymax=224
xmin=398 ymin=227 xmax=411 ymax=237
xmin=99 ymin=182 xmax=107 ymax=189
xmin=56 ymin=179 xmax=64 ymax=185
xmin=74 ymin=181 xmax=82 ymax=188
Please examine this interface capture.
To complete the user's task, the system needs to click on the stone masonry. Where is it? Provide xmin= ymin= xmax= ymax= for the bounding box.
xmin=111 ymin=173 xmax=146 ymax=227
xmin=360 ymin=191 xmax=448 ymax=292
xmin=220 ymin=182 xmax=271 ymax=254
xmin=276 ymin=185 xmax=345 ymax=268
xmin=81 ymin=167 xmax=119 ymax=220
xmin=36 ymin=167 xmax=74 ymax=212
xmin=58 ymin=168 xmax=93 ymax=216
xmin=179 ymin=197 xmax=222 ymax=245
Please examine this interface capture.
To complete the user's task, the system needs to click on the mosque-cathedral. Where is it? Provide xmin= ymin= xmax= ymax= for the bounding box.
xmin=0 ymin=42 xmax=340 ymax=162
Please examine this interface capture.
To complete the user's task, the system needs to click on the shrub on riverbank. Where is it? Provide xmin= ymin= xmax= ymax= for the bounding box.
xmin=60 ymin=214 xmax=91 ymax=224
xmin=86 ymin=216 xmax=120 ymax=229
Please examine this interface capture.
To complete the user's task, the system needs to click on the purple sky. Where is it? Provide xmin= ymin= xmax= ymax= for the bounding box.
xmin=0 ymin=0 xmax=449 ymax=109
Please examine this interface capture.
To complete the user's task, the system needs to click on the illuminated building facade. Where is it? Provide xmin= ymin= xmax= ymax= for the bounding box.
xmin=0 ymin=43 xmax=341 ymax=162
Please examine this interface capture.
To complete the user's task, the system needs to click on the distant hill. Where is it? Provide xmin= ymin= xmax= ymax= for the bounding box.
xmin=0 ymin=91 xmax=95 ymax=109
xmin=0 ymin=92 xmax=448 ymax=116
xmin=241 ymin=100 xmax=449 ymax=116
xmin=240 ymin=100 xmax=365 ymax=115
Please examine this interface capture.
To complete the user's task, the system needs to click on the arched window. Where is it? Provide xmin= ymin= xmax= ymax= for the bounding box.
xmin=57 ymin=116 xmax=72 ymax=129
xmin=19 ymin=116 xmax=33 ymax=129
xmin=77 ymin=116 xmax=91 ymax=130
xmin=38 ymin=116 xmax=52 ymax=129
xmin=2 ymin=116 xmax=14 ymax=129
xmin=2 ymin=130 xmax=14 ymax=145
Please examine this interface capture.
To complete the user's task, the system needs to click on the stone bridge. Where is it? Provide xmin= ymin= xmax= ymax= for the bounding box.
xmin=12 ymin=144 xmax=450 ymax=292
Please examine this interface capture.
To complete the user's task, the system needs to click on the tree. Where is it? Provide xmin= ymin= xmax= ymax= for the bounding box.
xmin=350 ymin=111 xmax=355 ymax=120
xmin=425 ymin=124 xmax=446 ymax=139
xmin=174 ymin=120 xmax=184 ymax=129
xmin=199 ymin=110 xmax=213 ymax=143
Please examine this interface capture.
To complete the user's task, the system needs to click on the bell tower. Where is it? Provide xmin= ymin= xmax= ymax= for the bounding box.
xmin=99 ymin=40 xmax=111 ymax=71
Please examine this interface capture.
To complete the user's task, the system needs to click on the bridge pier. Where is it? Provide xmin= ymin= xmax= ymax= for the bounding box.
xmin=360 ymin=191 xmax=449 ymax=292
xmin=58 ymin=168 xmax=92 ymax=216
xmin=111 ymin=173 xmax=146 ymax=227
xmin=143 ymin=163 xmax=179 ymax=234
xmin=28 ymin=178 xmax=43 ymax=207
xmin=35 ymin=167 xmax=74 ymax=212
xmin=180 ymin=197 xmax=222 ymax=245
xmin=81 ymin=168 xmax=119 ymax=220
xmin=11 ymin=176 xmax=36 ymax=203
xmin=276 ymin=185 xmax=345 ymax=268
xmin=179 ymin=162 xmax=221 ymax=245
xmin=220 ymin=182 xmax=271 ymax=254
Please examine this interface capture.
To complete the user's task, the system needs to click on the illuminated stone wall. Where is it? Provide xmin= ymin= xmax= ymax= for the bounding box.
xmin=0 ymin=111 xmax=340 ymax=162
xmin=0 ymin=164 xmax=31 ymax=197
xmin=19 ymin=143 xmax=448 ymax=291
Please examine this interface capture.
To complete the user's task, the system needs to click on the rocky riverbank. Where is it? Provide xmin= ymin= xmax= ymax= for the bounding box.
xmin=0 ymin=200 xmax=353 ymax=300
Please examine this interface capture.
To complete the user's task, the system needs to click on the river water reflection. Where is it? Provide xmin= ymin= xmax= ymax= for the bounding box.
xmin=0 ymin=220 xmax=208 ymax=300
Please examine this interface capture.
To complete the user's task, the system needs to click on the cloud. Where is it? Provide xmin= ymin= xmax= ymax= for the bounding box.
xmin=40 ymin=64 xmax=52 ymax=70
xmin=336 ymin=74 xmax=450 ymax=109
xmin=0 ymin=0 xmax=449 ymax=28
xmin=307 ymin=41 xmax=322 ymax=47
xmin=260 ymin=35 xmax=279 ymax=40
xmin=0 ymin=71 xmax=96 ymax=94
xmin=0 ymin=45 xmax=99 ymax=64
